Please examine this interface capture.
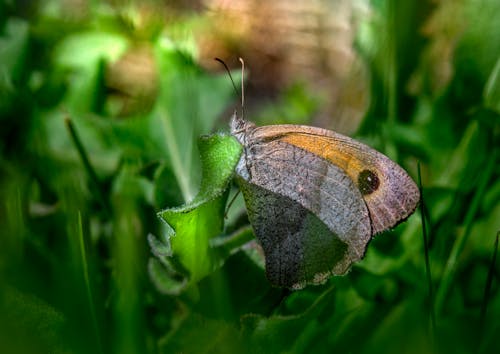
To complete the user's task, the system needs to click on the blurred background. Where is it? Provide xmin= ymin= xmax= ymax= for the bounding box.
xmin=0 ymin=0 xmax=499 ymax=353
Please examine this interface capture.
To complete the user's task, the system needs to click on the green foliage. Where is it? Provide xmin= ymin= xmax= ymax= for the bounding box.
xmin=155 ymin=134 xmax=242 ymax=295
xmin=0 ymin=1 xmax=499 ymax=354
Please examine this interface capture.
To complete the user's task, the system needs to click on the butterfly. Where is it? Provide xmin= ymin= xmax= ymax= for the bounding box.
xmin=231 ymin=114 xmax=420 ymax=289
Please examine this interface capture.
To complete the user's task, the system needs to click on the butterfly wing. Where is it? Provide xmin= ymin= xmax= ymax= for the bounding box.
xmin=237 ymin=174 xmax=351 ymax=289
xmin=232 ymin=119 xmax=420 ymax=288
xmin=247 ymin=124 xmax=420 ymax=234
xmin=235 ymin=137 xmax=372 ymax=288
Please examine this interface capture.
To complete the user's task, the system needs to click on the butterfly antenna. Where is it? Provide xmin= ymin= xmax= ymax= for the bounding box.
xmin=214 ymin=57 xmax=246 ymax=118
xmin=239 ymin=57 xmax=245 ymax=117
xmin=215 ymin=57 xmax=241 ymax=104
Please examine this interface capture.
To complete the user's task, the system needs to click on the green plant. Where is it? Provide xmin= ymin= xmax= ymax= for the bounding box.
xmin=0 ymin=1 xmax=499 ymax=353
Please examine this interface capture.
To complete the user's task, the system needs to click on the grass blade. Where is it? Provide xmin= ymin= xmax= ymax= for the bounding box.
xmin=77 ymin=211 xmax=103 ymax=354
xmin=65 ymin=116 xmax=110 ymax=215
xmin=435 ymin=148 xmax=498 ymax=314
xmin=418 ymin=163 xmax=436 ymax=343
xmin=479 ymin=231 xmax=499 ymax=331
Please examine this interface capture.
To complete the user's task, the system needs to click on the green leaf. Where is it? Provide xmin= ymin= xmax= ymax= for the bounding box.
xmin=0 ymin=17 xmax=29 ymax=82
xmin=54 ymin=31 xmax=128 ymax=69
xmin=152 ymin=39 xmax=237 ymax=202
xmin=241 ymin=286 xmax=337 ymax=353
xmin=0 ymin=286 xmax=67 ymax=354
xmin=0 ymin=18 xmax=29 ymax=115
xmin=53 ymin=31 xmax=128 ymax=113
xmin=158 ymin=313 xmax=246 ymax=354
xmin=148 ymin=257 xmax=188 ymax=296
xmin=157 ymin=133 xmax=242 ymax=289
xmin=484 ymin=56 xmax=500 ymax=114
xmin=153 ymin=162 xmax=184 ymax=208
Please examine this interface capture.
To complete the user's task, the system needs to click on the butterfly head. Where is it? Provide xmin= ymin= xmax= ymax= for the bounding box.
xmin=230 ymin=111 xmax=255 ymax=144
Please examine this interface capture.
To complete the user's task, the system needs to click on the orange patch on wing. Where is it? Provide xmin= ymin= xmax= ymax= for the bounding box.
xmin=278 ymin=133 xmax=367 ymax=182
